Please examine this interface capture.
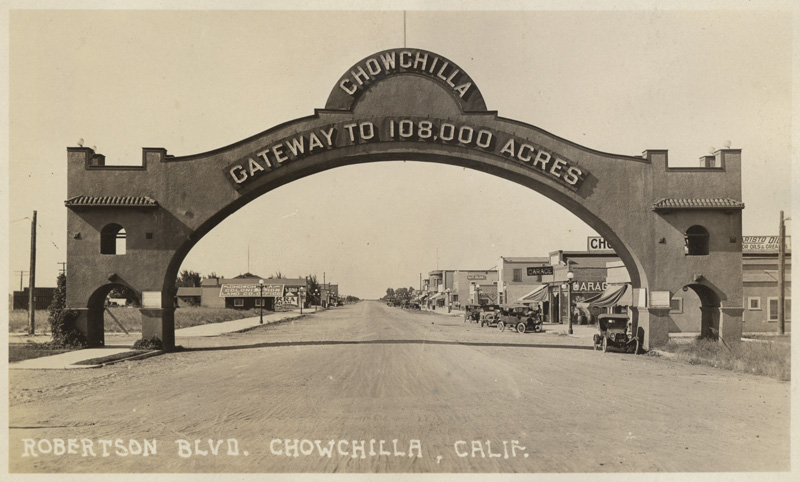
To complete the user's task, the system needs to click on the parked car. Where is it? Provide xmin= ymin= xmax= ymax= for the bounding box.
xmin=477 ymin=305 xmax=501 ymax=327
xmin=496 ymin=304 xmax=543 ymax=333
xmin=464 ymin=304 xmax=481 ymax=323
xmin=593 ymin=314 xmax=642 ymax=354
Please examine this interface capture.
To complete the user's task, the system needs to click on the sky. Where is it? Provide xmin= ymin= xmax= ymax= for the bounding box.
xmin=4 ymin=5 xmax=794 ymax=301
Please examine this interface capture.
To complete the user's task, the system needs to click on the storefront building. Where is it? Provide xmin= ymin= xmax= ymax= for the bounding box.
xmin=497 ymin=256 xmax=550 ymax=305
xmin=742 ymin=236 xmax=791 ymax=332
xmin=453 ymin=269 xmax=498 ymax=307
xmin=548 ymin=250 xmax=619 ymax=324
xmin=178 ymin=274 xmax=310 ymax=311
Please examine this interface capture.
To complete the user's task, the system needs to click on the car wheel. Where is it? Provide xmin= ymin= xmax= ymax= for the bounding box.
xmin=498 ymin=321 xmax=505 ymax=332
xmin=533 ymin=323 xmax=542 ymax=333
xmin=602 ymin=337 xmax=608 ymax=353
xmin=517 ymin=322 xmax=526 ymax=334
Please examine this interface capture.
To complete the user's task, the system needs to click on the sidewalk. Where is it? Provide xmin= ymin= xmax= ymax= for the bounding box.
xmin=9 ymin=309 xmax=305 ymax=370
xmin=174 ymin=309 xmax=302 ymax=337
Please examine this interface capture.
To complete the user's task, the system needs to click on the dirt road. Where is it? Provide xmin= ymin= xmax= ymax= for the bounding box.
xmin=8 ymin=301 xmax=790 ymax=473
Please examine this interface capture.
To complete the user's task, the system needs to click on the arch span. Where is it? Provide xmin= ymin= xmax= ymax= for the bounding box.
xmin=65 ymin=48 xmax=744 ymax=350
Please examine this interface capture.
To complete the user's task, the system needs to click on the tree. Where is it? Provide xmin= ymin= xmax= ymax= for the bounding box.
xmin=385 ymin=288 xmax=395 ymax=300
xmin=204 ymin=272 xmax=218 ymax=279
xmin=176 ymin=270 xmax=202 ymax=287
xmin=47 ymin=273 xmax=86 ymax=347
xmin=269 ymin=271 xmax=284 ymax=279
xmin=108 ymin=285 xmax=139 ymax=306
xmin=47 ymin=273 xmax=67 ymax=330
xmin=306 ymin=274 xmax=321 ymax=306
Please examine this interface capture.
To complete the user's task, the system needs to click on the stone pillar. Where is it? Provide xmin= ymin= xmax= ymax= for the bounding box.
xmin=640 ymin=307 xmax=671 ymax=349
xmin=140 ymin=308 xmax=175 ymax=351
xmin=700 ymin=306 xmax=719 ymax=338
xmin=719 ymin=306 xmax=744 ymax=343
xmin=74 ymin=308 xmax=105 ymax=347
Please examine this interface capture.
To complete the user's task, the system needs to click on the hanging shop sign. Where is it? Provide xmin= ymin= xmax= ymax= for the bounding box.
xmin=570 ymin=280 xmax=608 ymax=293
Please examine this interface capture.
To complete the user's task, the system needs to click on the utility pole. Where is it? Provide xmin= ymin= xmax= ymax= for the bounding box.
xmin=778 ymin=211 xmax=786 ymax=335
xmin=57 ymin=262 xmax=67 ymax=275
xmin=15 ymin=271 xmax=28 ymax=291
xmin=28 ymin=210 xmax=37 ymax=335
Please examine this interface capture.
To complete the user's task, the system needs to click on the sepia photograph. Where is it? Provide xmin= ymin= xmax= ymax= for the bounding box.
xmin=3 ymin=2 xmax=796 ymax=480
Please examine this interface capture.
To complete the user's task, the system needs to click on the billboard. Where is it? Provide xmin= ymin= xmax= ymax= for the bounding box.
xmin=219 ymin=284 xmax=284 ymax=298
xmin=742 ymin=236 xmax=790 ymax=253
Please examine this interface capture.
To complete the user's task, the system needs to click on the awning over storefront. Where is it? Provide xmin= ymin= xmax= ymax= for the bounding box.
xmin=429 ymin=293 xmax=444 ymax=301
xmin=518 ymin=285 xmax=548 ymax=303
xmin=579 ymin=283 xmax=631 ymax=308
xmin=417 ymin=293 xmax=429 ymax=301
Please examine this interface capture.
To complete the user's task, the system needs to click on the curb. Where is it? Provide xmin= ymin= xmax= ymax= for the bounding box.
xmin=96 ymin=349 xmax=166 ymax=366
xmin=230 ymin=314 xmax=306 ymax=334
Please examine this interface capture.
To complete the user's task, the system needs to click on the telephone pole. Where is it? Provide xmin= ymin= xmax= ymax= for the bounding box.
xmin=57 ymin=262 xmax=67 ymax=275
xmin=28 ymin=210 xmax=37 ymax=335
xmin=15 ymin=271 xmax=28 ymax=291
xmin=778 ymin=211 xmax=786 ymax=335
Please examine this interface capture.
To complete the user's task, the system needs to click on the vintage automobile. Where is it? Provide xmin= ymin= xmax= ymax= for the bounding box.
xmin=593 ymin=314 xmax=642 ymax=354
xmin=476 ymin=305 xmax=501 ymax=327
xmin=496 ymin=304 xmax=543 ymax=333
xmin=464 ymin=304 xmax=481 ymax=323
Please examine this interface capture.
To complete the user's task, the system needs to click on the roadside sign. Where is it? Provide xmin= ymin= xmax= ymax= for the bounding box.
xmin=219 ymin=284 xmax=283 ymax=297
xmin=742 ymin=235 xmax=790 ymax=252
xmin=587 ymin=236 xmax=614 ymax=252
xmin=526 ymin=266 xmax=553 ymax=276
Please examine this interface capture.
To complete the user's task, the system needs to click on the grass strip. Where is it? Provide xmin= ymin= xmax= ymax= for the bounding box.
xmin=660 ymin=338 xmax=790 ymax=381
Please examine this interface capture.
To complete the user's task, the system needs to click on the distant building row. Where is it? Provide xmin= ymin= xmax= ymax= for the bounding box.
xmin=176 ymin=273 xmax=338 ymax=310
xmin=420 ymin=237 xmax=790 ymax=334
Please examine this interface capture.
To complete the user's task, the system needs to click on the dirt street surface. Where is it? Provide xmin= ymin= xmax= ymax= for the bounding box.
xmin=8 ymin=301 xmax=790 ymax=473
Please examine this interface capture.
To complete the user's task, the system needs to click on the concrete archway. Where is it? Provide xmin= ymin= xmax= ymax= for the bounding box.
xmin=65 ymin=48 xmax=744 ymax=350
xmin=84 ymin=282 xmax=140 ymax=346
xmin=682 ymin=283 xmax=723 ymax=340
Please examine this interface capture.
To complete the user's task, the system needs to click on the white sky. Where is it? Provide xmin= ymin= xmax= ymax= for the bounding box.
xmin=4 ymin=5 xmax=794 ymax=300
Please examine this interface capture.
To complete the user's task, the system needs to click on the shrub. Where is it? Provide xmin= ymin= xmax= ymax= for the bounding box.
xmin=47 ymin=273 xmax=67 ymax=330
xmin=133 ymin=335 xmax=164 ymax=350
xmin=50 ymin=309 xmax=87 ymax=348
xmin=45 ymin=273 xmax=86 ymax=347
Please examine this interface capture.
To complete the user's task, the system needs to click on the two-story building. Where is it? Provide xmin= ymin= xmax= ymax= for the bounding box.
xmin=496 ymin=256 xmax=550 ymax=305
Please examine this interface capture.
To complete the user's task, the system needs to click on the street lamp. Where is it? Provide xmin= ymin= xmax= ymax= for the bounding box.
xmin=566 ymin=271 xmax=574 ymax=334
xmin=314 ymin=289 xmax=319 ymax=312
xmin=446 ymin=288 xmax=452 ymax=312
xmin=258 ymin=279 xmax=264 ymax=324
xmin=299 ymin=287 xmax=305 ymax=315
